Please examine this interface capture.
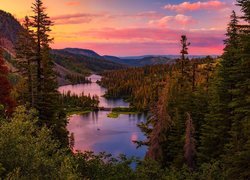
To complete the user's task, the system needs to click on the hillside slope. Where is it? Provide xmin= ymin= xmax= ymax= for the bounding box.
xmin=52 ymin=49 xmax=126 ymax=73
xmin=61 ymin=48 xmax=177 ymax=67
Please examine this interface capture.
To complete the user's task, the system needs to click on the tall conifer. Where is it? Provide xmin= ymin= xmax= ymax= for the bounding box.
xmin=30 ymin=0 xmax=68 ymax=145
xmin=15 ymin=16 xmax=36 ymax=107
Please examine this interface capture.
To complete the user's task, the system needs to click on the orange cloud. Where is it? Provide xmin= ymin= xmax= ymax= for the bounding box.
xmin=164 ymin=0 xmax=228 ymax=12
xmin=65 ymin=1 xmax=80 ymax=6
xmin=51 ymin=13 xmax=104 ymax=25
xmin=149 ymin=14 xmax=196 ymax=28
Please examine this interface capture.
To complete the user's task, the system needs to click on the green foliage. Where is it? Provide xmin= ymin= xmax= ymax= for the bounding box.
xmin=107 ymin=112 xmax=119 ymax=118
xmin=0 ymin=106 xmax=75 ymax=179
xmin=74 ymin=152 xmax=135 ymax=180
xmin=135 ymin=159 xmax=164 ymax=179
xmin=100 ymin=64 xmax=170 ymax=111
xmin=59 ymin=90 xmax=99 ymax=112
xmin=64 ymin=73 xmax=92 ymax=84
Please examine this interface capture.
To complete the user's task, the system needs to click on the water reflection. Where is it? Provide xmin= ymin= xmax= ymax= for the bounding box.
xmin=68 ymin=111 xmax=147 ymax=158
xmin=58 ymin=75 xmax=129 ymax=108
xmin=59 ymin=75 xmax=147 ymax=158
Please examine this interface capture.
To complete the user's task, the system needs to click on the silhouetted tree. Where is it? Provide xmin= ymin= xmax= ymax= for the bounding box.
xmin=15 ymin=16 xmax=36 ymax=107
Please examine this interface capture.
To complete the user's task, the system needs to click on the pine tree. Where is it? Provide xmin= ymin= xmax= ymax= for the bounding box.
xmin=15 ymin=16 xmax=36 ymax=107
xmin=199 ymin=11 xmax=240 ymax=163
xmin=31 ymin=0 xmax=53 ymax=94
xmin=30 ymin=0 xmax=68 ymax=146
xmin=179 ymin=35 xmax=191 ymax=77
xmin=224 ymin=2 xmax=250 ymax=178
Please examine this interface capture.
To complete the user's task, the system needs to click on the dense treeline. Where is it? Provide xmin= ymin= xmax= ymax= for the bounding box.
xmin=64 ymin=74 xmax=91 ymax=85
xmin=59 ymin=91 xmax=99 ymax=112
xmin=100 ymin=64 xmax=170 ymax=111
xmin=100 ymin=57 xmax=215 ymax=112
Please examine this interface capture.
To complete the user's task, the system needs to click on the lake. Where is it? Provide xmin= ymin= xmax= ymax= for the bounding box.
xmin=58 ymin=74 xmax=147 ymax=158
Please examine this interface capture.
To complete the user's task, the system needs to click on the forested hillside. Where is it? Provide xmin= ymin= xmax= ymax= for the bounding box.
xmin=106 ymin=56 xmax=176 ymax=67
xmin=52 ymin=49 xmax=126 ymax=73
xmin=100 ymin=56 xmax=215 ymax=111
xmin=100 ymin=6 xmax=250 ymax=179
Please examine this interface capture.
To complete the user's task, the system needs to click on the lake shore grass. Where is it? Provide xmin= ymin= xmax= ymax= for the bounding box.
xmin=66 ymin=110 xmax=92 ymax=117
xmin=107 ymin=107 xmax=140 ymax=118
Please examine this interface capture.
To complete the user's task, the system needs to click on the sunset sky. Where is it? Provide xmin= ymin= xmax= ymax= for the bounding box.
xmin=0 ymin=0 xmax=239 ymax=56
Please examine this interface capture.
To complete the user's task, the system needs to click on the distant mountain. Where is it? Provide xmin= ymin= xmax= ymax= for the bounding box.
xmin=105 ymin=56 xmax=175 ymax=67
xmin=51 ymin=49 xmax=126 ymax=74
xmin=63 ymin=48 xmax=178 ymax=67
xmin=63 ymin=48 xmax=102 ymax=59
xmin=103 ymin=55 xmax=175 ymax=67
xmin=125 ymin=56 xmax=175 ymax=66
xmin=119 ymin=55 xmax=218 ymax=60
xmin=103 ymin=55 xmax=121 ymax=62
xmin=119 ymin=55 xmax=160 ymax=60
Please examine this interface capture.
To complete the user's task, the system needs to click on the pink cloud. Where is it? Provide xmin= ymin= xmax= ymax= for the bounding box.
xmin=53 ymin=28 xmax=225 ymax=56
xmin=164 ymin=0 xmax=228 ymax=12
xmin=65 ymin=1 xmax=80 ymax=6
xmin=104 ymin=11 xmax=164 ymax=20
xmin=52 ymin=41 xmax=223 ymax=56
xmin=77 ymin=28 xmax=182 ymax=41
xmin=149 ymin=14 xmax=196 ymax=28
xmin=135 ymin=11 xmax=164 ymax=19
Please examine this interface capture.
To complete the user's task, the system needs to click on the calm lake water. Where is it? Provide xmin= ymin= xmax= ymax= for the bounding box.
xmin=58 ymin=74 xmax=147 ymax=158
xmin=58 ymin=74 xmax=129 ymax=108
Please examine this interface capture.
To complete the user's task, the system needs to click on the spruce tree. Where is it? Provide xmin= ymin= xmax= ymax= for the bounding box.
xmin=224 ymin=2 xmax=250 ymax=178
xmin=180 ymin=35 xmax=191 ymax=77
xmin=15 ymin=16 xmax=36 ymax=107
xmin=31 ymin=0 xmax=53 ymax=93
xmin=199 ymin=11 xmax=240 ymax=163
xmin=30 ymin=0 xmax=68 ymax=145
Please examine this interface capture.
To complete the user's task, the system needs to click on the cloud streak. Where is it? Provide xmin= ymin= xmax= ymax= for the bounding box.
xmin=164 ymin=0 xmax=228 ymax=12
xmin=149 ymin=14 xmax=196 ymax=28
xmin=65 ymin=1 xmax=80 ymax=6
xmin=51 ymin=13 xmax=105 ymax=25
